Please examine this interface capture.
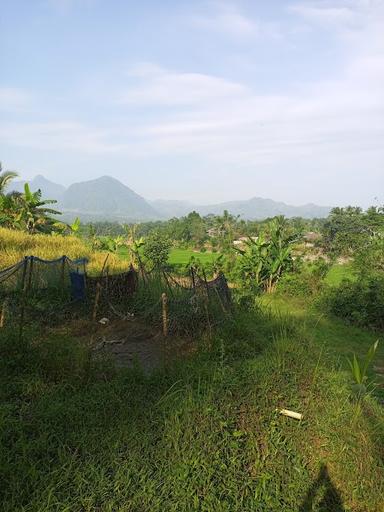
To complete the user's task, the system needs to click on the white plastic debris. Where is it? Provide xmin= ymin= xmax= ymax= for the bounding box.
xmin=99 ymin=317 xmax=110 ymax=325
xmin=278 ymin=409 xmax=303 ymax=421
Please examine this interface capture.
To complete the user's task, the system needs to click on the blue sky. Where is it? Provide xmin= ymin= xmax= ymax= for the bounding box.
xmin=1 ymin=0 xmax=383 ymax=206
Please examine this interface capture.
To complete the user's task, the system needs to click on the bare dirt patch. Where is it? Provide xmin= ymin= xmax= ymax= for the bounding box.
xmin=90 ymin=319 xmax=196 ymax=372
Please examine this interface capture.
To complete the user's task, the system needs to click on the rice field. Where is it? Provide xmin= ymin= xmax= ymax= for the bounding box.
xmin=0 ymin=227 xmax=128 ymax=275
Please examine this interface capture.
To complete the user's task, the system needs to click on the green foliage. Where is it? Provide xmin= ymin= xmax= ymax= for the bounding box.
xmin=70 ymin=216 xmax=81 ymax=234
xmin=322 ymin=206 xmax=384 ymax=257
xmin=320 ymin=276 xmax=384 ymax=330
xmin=235 ymin=217 xmax=296 ymax=293
xmin=278 ymin=259 xmax=330 ymax=297
xmin=0 ymin=163 xmax=18 ymax=194
xmin=347 ymin=340 xmax=379 ymax=400
xmin=1 ymin=305 xmax=384 ymax=510
xmin=142 ymin=231 xmax=172 ymax=269
xmin=95 ymin=235 xmax=125 ymax=253
xmin=0 ymin=172 xmax=63 ymax=234
xmin=353 ymin=234 xmax=384 ymax=276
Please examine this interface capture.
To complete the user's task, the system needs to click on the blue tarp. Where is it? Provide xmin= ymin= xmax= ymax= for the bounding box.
xmin=70 ymin=271 xmax=86 ymax=301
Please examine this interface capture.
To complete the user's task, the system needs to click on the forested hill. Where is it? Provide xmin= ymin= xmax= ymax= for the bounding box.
xmin=151 ymin=197 xmax=331 ymax=220
xmin=10 ymin=174 xmax=331 ymax=221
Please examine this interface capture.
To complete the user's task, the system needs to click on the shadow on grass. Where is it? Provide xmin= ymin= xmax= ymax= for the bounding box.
xmin=299 ymin=464 xmax=344 ymax=512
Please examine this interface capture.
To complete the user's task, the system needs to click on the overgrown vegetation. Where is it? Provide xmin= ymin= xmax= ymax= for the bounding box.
xmin=1 ymin=174 xmax=384 ymax=510
xmin=1 ymin=304 xmax=384 ymax=511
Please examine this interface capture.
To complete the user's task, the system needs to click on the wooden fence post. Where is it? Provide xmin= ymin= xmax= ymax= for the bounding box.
xmin=61 ymin=255 xmax=66 ymax=290
xmin=162 ymin=292 xmax=168 ymax=336
xmin=0 ymin=299 xmax=8 ymax=328
xmin=92 ymin=282 xmax=102 ymax=321
xmin=27 ymin=256 xmax=34 ymax=290
xmin=190 ymin=266 xmax=196 ymax=290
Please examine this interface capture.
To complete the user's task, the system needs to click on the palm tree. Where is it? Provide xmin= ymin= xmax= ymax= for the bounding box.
xmin=214 ymin=209 xmax=239 ymax=251
xmin=0 ymin=162 xmax=19 ymax=194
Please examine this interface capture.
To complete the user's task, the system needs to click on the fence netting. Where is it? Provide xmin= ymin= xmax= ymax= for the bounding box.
xmin=0 ymin=256 xmax=232 ymax=337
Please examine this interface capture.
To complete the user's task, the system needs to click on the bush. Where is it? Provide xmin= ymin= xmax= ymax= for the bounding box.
xmin=319 ymin=275 xmax=384 ymax=330
xmin=278 ymin=260 xmax=329 ymax=297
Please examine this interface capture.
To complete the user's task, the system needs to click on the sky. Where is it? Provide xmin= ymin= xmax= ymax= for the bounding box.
xmin=0 ymin=0 xmax=383 ymax=207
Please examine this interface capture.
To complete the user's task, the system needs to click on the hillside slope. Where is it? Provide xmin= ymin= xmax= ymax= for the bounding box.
xmin=59 ymin=176 xmax=158 ymax=221
xmin=11 ymin=175 xmax=66 ymax=199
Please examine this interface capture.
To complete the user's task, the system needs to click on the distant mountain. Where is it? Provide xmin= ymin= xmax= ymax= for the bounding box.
xmin=195 ymin=197 xmax=331 ymax=219
xmin=149 ymin=199 xmax=195 ymax=218
xmin=11 ymin=175 xmax=66 ymax=199
xmin=58 ymin=176 xmax=158 ymax=221
xmin=151 ymin=197 xmax=330 ymax=219
xmin=8 ymin=174 xmax=331 ymax=221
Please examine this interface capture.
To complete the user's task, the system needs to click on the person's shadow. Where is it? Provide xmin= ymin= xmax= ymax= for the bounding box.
xmin=299 ymin=463 xmax=345 ymax=511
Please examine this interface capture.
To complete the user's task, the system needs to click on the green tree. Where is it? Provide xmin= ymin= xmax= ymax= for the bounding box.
xmin=142 ymin=231 xmax=172 ymax=269
xmin=0 ymin=163 xmax=18 ymax=194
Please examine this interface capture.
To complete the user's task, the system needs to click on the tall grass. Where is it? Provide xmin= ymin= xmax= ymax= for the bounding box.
xmin=0 ymin=227 xmax=128 ymax=274
xmin=1 ymin=308 xmax=383 ymax=511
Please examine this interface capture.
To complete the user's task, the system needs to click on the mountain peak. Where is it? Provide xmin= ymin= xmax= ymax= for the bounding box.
xmin=60 ymin=175 xmax=157 ymax=220
xmin=9 ymin=173 xmax=331 ymax=221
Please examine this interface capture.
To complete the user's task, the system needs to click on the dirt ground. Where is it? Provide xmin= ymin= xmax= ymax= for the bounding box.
xmin=89 ymin=318 xmax=196 ymax=372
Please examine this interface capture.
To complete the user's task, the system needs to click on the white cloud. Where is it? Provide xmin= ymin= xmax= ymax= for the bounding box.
xmin=0 ymin=121 xmax=125 ymax=154
xmin=2 ymin=1 xmax=383 ymax=204
xmin=114 ymin=45 xmax=384 ymax=167
xmin=191 ymin=1 xmax=281 ymax=40
xmin=290 ymin=3 xmax=357 ymax=26
xmin=120 ymin=65 xmax=249 ymax=107
xmin=0 ymin=88 xmax=32 ymax=112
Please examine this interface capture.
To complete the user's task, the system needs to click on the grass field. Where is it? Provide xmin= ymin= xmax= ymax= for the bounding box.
xmin=168 ymin=248 xmax=221 ymax=265
xmin=261 ymin=294 xmax=384 ymax=398
xmin=1 ymin=298 xmax=384 ymax=511
xmin=325 ymin=263 xmax=356 ymax=286
xmin=1 ymin=229 xmax=384 ymax=510
xmin=117 ymin=246 xmax=221 ymax=266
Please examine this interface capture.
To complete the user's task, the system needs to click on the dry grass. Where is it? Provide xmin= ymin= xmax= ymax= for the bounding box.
xmin=0 ymin=227 xmax=129 ymax=274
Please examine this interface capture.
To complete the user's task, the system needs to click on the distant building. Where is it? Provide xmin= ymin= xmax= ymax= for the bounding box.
xmin=233 ymin=236 xmax=258 ymax=246
xmin=207 ymin=228 xmax=219 ymax=237
xmin=303 ymin=231 xmax=321 ymax=242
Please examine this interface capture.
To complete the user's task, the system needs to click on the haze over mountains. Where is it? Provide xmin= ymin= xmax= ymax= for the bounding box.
xmin=11 ymin=175 xmax=332 ymax=221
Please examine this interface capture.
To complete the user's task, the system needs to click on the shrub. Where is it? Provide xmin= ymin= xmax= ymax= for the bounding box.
xmin=319 ymin=275 xmax=384 ymax=330
xmin=278 ymin=259 xmax=329 ymax=297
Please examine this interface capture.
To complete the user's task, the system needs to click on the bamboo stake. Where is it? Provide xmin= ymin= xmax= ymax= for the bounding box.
xmin=162 ymin=292 xmax=168 ymax=336
xmin=27 ymin=256 xmax=34 ymax=290
xmin=92 ymin=282 xmax=102 ymax=321
xmin=0 ymin=299 xmax=8 ymax=328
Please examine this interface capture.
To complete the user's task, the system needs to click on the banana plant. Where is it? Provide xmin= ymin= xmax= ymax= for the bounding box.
xmin=235 ymin=217 xmax=295 ymax=293
xmin=17 ymin=184 xmax=62 ymax=233
xmin=70 ymin=217 xmax=81 ymax=234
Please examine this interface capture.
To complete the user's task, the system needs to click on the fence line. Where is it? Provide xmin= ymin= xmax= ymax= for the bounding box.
xmin=0 ymin=255 xmax=232 ymax=338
